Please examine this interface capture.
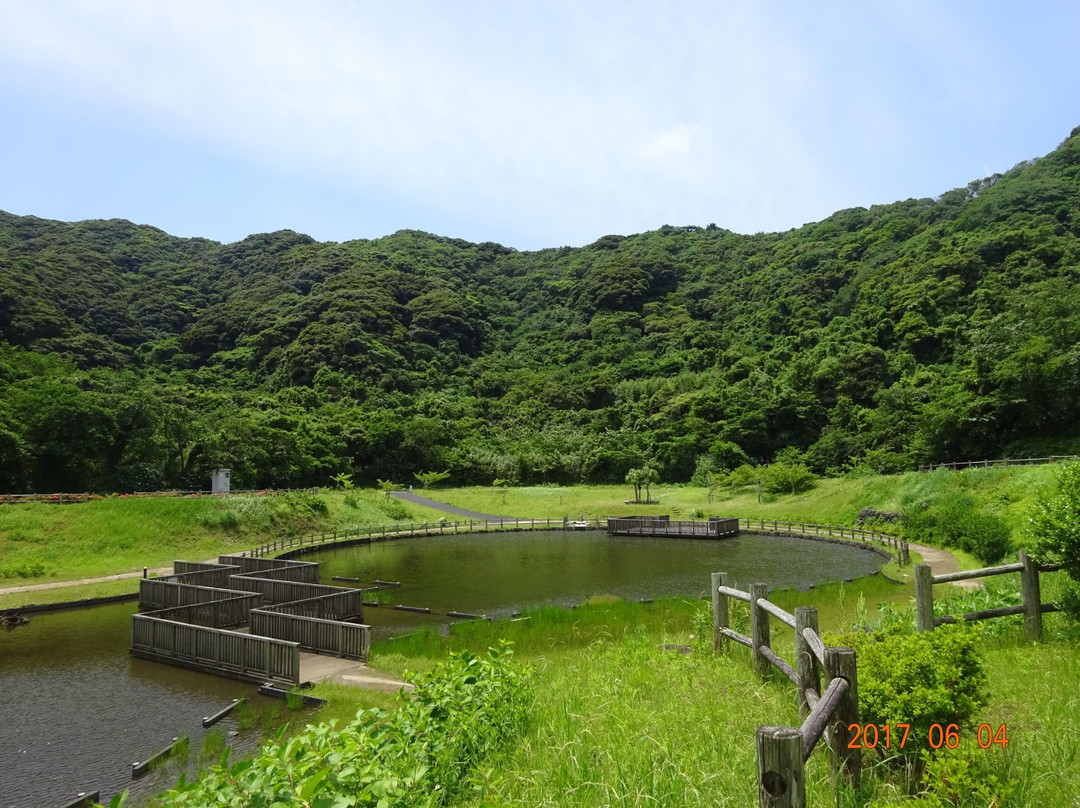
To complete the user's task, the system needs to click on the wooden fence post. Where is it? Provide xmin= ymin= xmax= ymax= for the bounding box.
xmin=794 ymin=607 xmax=819 ymax=719
xmin=824 ymin=646 xmax=860 ymax=787
xmin=756 ymin=726 xmax=805 ymax=808
xmin=750 ymin=583 xmax=771 ymax=679
xmin=1019 ymin=549 xmax=1043 ymax=641
xmin=712 ymin=572 xmax=729 ymax=653
xmin=914 ymin=564 xmax=934 ymax=632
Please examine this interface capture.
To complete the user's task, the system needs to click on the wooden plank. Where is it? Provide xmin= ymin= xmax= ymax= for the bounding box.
xmin=757 ymin=597 xmax=796 ymax=629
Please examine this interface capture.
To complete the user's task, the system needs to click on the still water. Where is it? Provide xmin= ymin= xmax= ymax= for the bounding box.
xmin=0 ymin=602 xmax=261 ymax=808
xmin=307 ymin=530 xmax=887 ymax=636
xmin=0 ymin=530 xmax=885 ymax=806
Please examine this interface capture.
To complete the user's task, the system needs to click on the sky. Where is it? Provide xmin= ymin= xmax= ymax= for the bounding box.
xmin=0 ymin=1 xmax=1078 ymax=252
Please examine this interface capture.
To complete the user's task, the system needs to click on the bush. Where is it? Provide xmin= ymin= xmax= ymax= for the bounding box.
xmin=760 ymin=462 xmax=815 ymax=495
xmin=156 ymin=642 xmax=531 ymax=807
xmin=826 ymin=625 xmax=987 ymax=759
xmin=1030 ymin=459 xmax=1080 ymax=579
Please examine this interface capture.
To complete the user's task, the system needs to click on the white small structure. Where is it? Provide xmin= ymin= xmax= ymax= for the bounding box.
xmin=211 ymin=468 xmax=231 ymax=494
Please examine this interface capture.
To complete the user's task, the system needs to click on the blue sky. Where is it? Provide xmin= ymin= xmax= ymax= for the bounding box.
xmin=1 ymin=1 xmax=1078 ymax=251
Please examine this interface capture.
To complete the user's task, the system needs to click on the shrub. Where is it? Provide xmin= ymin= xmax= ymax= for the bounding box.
xmin=156 ymin=642 xmax=531 ymax=807
xmin=826 ymin=624 xmax=987 ymax=759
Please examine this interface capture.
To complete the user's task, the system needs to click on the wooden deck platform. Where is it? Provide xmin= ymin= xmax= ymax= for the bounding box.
xmin=607 ymin=517 xmax=739 ymax=539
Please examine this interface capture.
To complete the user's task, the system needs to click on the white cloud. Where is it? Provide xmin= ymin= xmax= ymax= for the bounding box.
xmin=0 ymin=0 xmax=1076 ymax=246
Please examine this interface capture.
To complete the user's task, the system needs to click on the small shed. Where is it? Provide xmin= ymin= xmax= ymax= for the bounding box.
xmin=211 ymin=468 xmax=231 ymax=494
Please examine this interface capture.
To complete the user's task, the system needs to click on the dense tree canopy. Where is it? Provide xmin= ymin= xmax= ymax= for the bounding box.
xmin=3 ymin=128 xmax=1080 ymax=492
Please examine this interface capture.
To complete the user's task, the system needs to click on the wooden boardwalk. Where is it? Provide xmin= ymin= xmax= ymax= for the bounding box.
xmin=607 ymin=517 xmax=739 ymax=539
xmin=131 ymin=554 xmax=370 ymax=685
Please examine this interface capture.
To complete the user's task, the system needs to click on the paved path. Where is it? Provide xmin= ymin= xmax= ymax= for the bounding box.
xmin=389 ymin=490 xmax=520 ymax=521
xmin=0 ymin=565 xmax=174 ymax=596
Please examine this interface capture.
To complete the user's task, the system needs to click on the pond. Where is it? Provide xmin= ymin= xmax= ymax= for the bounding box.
xmin=0 ymin=601 xmax=272 ymax=808
xmin=0 ymin=529 xmax=885 ymax=805
xmin=305 ymin=530 xmax=887 ymax=637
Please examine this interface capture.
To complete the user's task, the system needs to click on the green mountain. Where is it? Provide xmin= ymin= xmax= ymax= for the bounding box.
xmin=3 ymin=127 xmax=1080 ymax=492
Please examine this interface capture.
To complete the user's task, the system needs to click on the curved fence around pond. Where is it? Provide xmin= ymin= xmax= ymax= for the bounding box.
xmin=239 ymin=516 xmax=909 ymax=566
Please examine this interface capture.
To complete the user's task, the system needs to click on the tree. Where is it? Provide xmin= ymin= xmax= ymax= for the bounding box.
xmin=414 ymin=469 xmax=451 ymax=488
xmin=625 ymin=468 xmax=645 ymax=503
xmin=761 ymin=462 xmax=815 ymax=496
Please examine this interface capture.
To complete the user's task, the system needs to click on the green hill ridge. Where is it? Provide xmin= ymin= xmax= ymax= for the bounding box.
xmin=3 ymin=127 xmax=1080 ymax=492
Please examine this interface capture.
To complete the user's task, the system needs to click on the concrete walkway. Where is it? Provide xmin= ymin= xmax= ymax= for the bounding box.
xmin=389 ymin=490 xmax=520 ymax=521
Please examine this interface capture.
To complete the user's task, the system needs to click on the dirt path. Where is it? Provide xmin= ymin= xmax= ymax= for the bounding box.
xmin=901 ymin=541 xmax=982 ymax=589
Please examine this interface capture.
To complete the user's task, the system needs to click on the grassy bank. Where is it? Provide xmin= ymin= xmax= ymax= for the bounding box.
xmin=351 ymin=577 xmax=1079 ymax=808
xmin=0 ymin=489 xmax=449 ymax=594
xmin=426 ymin=465 xmax=1057 ymax=535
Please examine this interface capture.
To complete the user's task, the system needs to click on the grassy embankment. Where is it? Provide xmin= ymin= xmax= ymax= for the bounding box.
xmin=0 ymin=490 xmax=451 ymax=608
xmin=350 ymin=577 xmax=1079 ymax=808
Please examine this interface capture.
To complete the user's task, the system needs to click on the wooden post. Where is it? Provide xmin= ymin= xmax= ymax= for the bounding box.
xmin=824 ymin=647 xmax=860 ymax=786
xmin=1019 ymin=550 xmax=1043 ymax=641
xmin=914 ymin=564 xmax=934 ymax=632
xmin=750 ymin=583 xmax=771 ymax=679
xmin=794 ymin=607 xmax=819 ymax=719
xmin=712 ymin=572 xmax=729 ymax=653
xmin=755 ymin=726 xmax=805 ymax=808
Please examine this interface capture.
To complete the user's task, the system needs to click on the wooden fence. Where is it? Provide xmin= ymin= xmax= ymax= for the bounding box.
xmin=257 ymin=590 xmax=365 ymax=621
xmin=221 ymin=554 xmax=321 ymax=582
xmin=738 ymin=518 xmax=909 ymax=564
xmin=139 ymin=579 xmax=261 ymax=611
xmin=163 ymin=565 xmax=241 ymax=589
xmin=250 ymin=610 xmax=369 ymax=660
xmin=131 ymin=614 xmax=301 ymax=683
xmin=914 ymin=550 xmax=1062 ymax=639
xmin=918 ymin=455 xmax=1078 ymax=472
xmin=228 ymin=576 xmax=359 ymax=606
xmin=242 ymin=517 xmax=606 ymax=558
xmin=0 ymin=492 xmax=90 ymax=505
xmin=607 ymin=517 xmax=740 ymax=538
xmin=712 ymin=573 xmax=860 ymax=807
xmin=149 ymin=597 xmax=260 ymax=629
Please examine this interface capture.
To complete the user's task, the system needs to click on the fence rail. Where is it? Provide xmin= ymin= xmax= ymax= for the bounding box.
xmin=139 ymin=579 xmax=261 ymax=611
xmin=131 ymin=614 xmax=300 ymax=683
xmin=738 ymin=518 xmax=909 ymax=565
xmin=712 ymin=572 xmax=861 ymax=807
xmin=250 ymin=610 xmax=369 ymax=660
xmin=228 ymin=576 xmax=360 ymax=606
xmin=914 ymin=550 xmax=1062 ymax=639
xmin=0 ymin=492 xmax=90 ymax=505
xmin=241 ymin=516 xmax=606 ymax=558
xmin=258 ymin=590 xmax=365 ymax=621
xmin=607 ymin=517 xmax=739 ymax=538
xmin=918 ymin=455 xmax=1077 ymax=472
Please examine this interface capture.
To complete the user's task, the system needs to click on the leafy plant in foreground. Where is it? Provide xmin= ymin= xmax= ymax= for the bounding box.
xmin=150 ymin=641 xmax=531 ymax=807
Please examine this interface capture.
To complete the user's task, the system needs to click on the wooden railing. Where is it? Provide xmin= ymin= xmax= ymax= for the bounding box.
xmin=229 ymin=576 xmax=359 ymax=606
xmin=241 ymin=517 xmax=606 ymax=558
xmin=607 ymin=517 xmax=739 ymax=537
xmin=918 ymin=455 xmax=1077 ymax=472
xmin=914 ymin=550 xmax=1062 ymax=639
xmin=131 ymin=613 xmax=301 ymax=682
xmin=139 ymin=579 xmax=259 ymax=611
xmin=0 ymin=492 xmax=90 ymax=505
xmin=250 ymin=610 xmax=369 ymax=660
xmin=738 ymin=518 xmax=909 ymax=565
xmin=257 ymin=590 xmax=365 ymax=621
xmin=150 ymin=597 xmax=260 ymax=629
xmin=712 ymin=573 xmax=860 ymax=807
xmin=222 ymin=554 xmax=321 ymax=583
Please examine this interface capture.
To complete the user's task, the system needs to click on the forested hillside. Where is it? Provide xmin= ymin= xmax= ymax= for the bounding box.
xmin=3 ymin=127 xmax=1080 ymax=492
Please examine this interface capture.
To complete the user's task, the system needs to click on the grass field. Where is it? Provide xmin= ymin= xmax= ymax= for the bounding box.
xmin=356 ymin=578 xmax=1080 ymax=808
xmin=423 ymin=465 xmax=1057 ymax=534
